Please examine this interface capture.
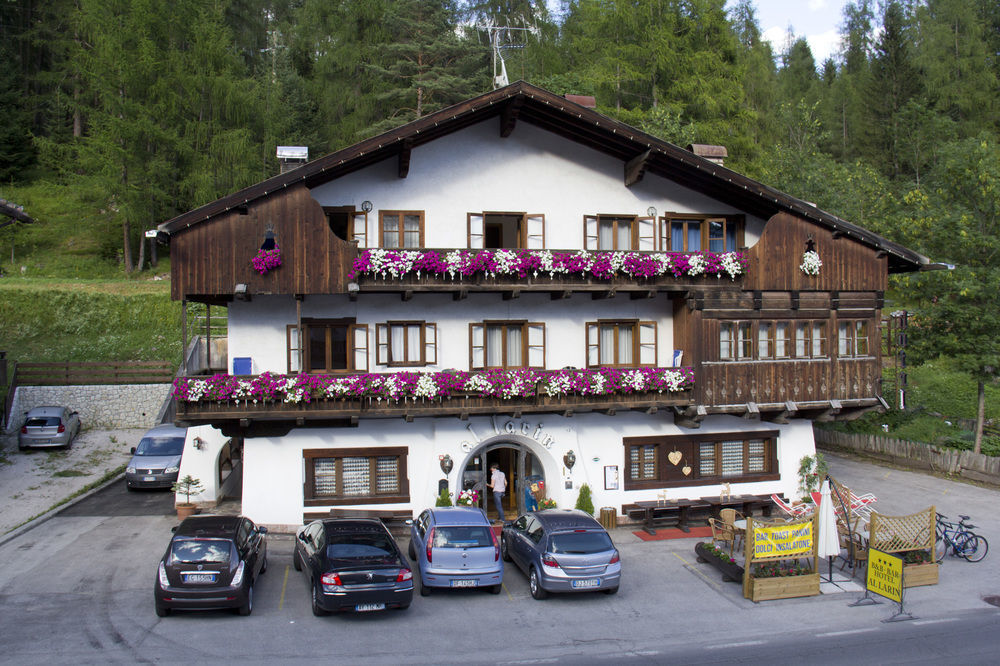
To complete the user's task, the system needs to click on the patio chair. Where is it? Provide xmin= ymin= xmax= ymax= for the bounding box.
xmin=836 ymin=515 xmax=868 ymax=572
xmin=828 ymin=477 xmax=877 ymax=519
xmin=770 ymin=494 xmax=813 ymax=518
xmin=708 ymin=518 xmax=737 ymax=555
xmin=720 ymin=508 xmax=745 ymax=552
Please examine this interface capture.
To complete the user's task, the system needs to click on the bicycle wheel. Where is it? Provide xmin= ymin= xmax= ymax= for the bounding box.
xmin=934 ymin=534 xmax=948 ymax=562
xmin=961 ymin=534 xmax=988 ymax=562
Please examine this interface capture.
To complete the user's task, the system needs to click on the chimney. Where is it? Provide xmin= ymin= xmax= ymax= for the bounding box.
xmin=686 ymin=144 xmax=727 ymax=167
xmin=277 ymin=146 xmax=308 ymax=174
xmin=564 ymin=94 xmax=597 ymax=109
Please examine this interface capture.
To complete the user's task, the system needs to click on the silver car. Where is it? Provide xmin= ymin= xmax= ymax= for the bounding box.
xmin=18 ymin=406 xmax=82 ymax=450
xmin=126 ymin=424 xmax=187 ymax=489
xmin=501 ymin=509 xmax=621 ymax=599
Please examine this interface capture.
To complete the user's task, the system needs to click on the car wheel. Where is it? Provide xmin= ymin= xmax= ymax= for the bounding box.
xmin=604 ymin=586 xmax=619 ymax=595
xmin=489 ymin=584 xmax=502 ymax=595
xmin=529 ymin=568 xmax=547 ymax=600
xmin=155 ymin=604 xmax=169 ymax=618
xmin=311 ymin=582 xmax=328 ymax=616
xmin=292 ymin=548 xmax=302 ymax=572
xmin=420 ymin=581 xmax=431 ymax=596
xmin=237 ymin=585 xmax=253 ymax=616
xmin=500 ymin=536 xmax=511 ymax=562
xmin=260 ymin=555 xmax=268 ymax=575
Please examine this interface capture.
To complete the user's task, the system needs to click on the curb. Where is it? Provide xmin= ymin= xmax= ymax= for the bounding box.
xmin=0 ymin=471 xmax=126 ymax=548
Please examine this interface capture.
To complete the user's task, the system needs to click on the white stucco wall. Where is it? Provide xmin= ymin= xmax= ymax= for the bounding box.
xmin=309 ymin=120 xmax=767 ymax=250
xmin=239 ymin=413 xmax=815 ymax=529
xmin=174 ymin=424 xmax=239 ymax=507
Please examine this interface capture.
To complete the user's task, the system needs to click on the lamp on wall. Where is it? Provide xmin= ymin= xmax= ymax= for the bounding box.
xmin=193 ymin=437 xmax=206 ymax=451
xmin=361 ymin=200 xmax=373 ymax=213
xmin=563 ymin=450 xmax=576 ymax=470
xmin=647 ymin=206 xmax=657 ymax=218
xmin=234 ymin=283 xmax=249 ymax=301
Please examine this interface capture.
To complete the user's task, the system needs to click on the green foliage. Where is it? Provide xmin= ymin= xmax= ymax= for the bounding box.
xmin=172 ymin=475 xmax=204 ymax=504
xmin=796 ymin=454 xmax=827 ymax=498
xmin=574 ymin=483 xmax=594 ymax=516
xmin=435 ymin=486 xmax=453 ymax=507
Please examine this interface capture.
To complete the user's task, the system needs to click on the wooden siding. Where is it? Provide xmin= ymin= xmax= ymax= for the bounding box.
xmin=745 ymin=212 xmax=888 ymax=292
xmin=170 ymin=183 xmax=355 ymax=301
xmin=698 ymin=358 xmax=882 ymax=406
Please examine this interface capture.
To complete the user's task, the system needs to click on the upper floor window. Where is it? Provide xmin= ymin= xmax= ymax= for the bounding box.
xmin=287 ymin=319 xmax=368 ymax=374
xmin=660 ymin=214 xmax=743 ymax=252
xmin=375 ymin=322 xmax=437 ymax=367
xmin=838 ymin=320 xmax=872 ymax=358
xmin=795 ymin=321 xmax=827 ymax=358
xmin=324 ymin=206 xmax=368 ymax=246
xmin=718 ymin=320 xmax=828 ymax=362
xmin=468 ymin=212 xmax=545 ymax=249
xmin=719 ymin=322 xmax=752 ymax=361
xmin=583 ymin=215 xmax=655 ymax=251
xmin=380 ymin=211 xmax=424 ymax=248
xmin=586 ymin=320 xmax=658 ymax=367
xmin=469 ymin=321 xmax=545 ymax=369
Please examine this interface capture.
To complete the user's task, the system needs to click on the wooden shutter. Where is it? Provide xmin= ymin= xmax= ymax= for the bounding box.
xmin=638 ymin=321 xmax=658 ymax=366
xmin=350 ymin=324 xmax=369 ymax=371
xmin=467 ymin=213 xmax=484 ymax=249
xmin=375 ymin=324 xmax=389 ymax=365
xmin=584 ymin=215 xmax=599 ymax=250
xmin=525 ymin=214 xmax=545 ymax=249
xmin=287 ymin=325 xmax=302 ymax=374
xmin=424 ymin=323 xmax=437 ymax=365
xmin=469 ymin=323 xmax=485 ymax=369
xmin=351 ymin=212 xmax=368 ymax=248
xmin=527 ymin=323 xmax=545 ymax=368
xmin=586 ymin=323 xmax=599 ymax=367
xmin=637 ymin=216 xmax=656 ymax=250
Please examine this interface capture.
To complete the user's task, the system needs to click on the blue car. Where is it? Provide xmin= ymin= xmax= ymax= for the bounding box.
xmin=501 ymin=510 xmax=621 ymax=599
xmin=409 ymin=507 xmax=503 ymax=595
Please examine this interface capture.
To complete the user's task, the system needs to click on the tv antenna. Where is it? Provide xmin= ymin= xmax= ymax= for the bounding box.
xmin=480 ymin=23 xmax=531 ymax=89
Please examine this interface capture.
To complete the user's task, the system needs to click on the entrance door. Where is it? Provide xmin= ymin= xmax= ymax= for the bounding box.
xmin=464 ymin=444 xmax=544 ymax=522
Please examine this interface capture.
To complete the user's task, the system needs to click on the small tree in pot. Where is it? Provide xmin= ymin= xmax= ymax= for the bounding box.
xmin=172 ymin=475 xmax=204 ymax=520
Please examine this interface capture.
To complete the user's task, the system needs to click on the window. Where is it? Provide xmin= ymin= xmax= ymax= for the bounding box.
xmin=287 ymin=319 xmax=368 ymax=373
xmin=584 ymin=215 xmax=655 ymax=250
xmin=795 ymin=321 xmax=827 ymax=358
xmin=379 ymin=210 xmax=424 ymax=248
xmin=718 ymin=320 xmax=828 ymax=362
xmin=660 ymin=214 xmax=743 ymax=252
xmin=467 ymin=212 xmax=545 ymax=249
xmin=470 ymin=321 xmax=545 ymax=369
xmin=756 ymin=322 xmax=791 ymax=360
xmin=623 ymin=433 xmax=778 ymax=490
xmin=838 ymin=320 xmax=872 ymax=358
xmin=324 ymin=206 xmax=368 ymax=246
xmin=586 ymin=320 xmax=657 ymax=367
xmin=719 ymin=322 xmax=752 ymax=361
xmin=375 ymin=322 xmax=437 ymax=367
xmin=304 ymin=447 xmax=409 ymax=506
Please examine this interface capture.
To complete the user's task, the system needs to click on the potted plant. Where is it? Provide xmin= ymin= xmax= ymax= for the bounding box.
xmin=435 ymin=486 xmax=452 ymax=507
xmin=575 ymin=483 xmax=595 ymax=516
xmin=745 ymin=560 xmax=820 ymax=601
xmin=538 ymin=497 xmax=557 ymax=510
xmin=456 ymin=489 xmax=480 ymax=507
xmin=172 ymin=475 xmax=204 ymax=520
xmin=695 ymin=541 xmax=745 ymax=582
xmin=901 ymin=549 xmax=939 ymax=588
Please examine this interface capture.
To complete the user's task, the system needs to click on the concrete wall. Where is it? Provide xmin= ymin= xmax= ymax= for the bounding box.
xmin=6 ymin=384 xmax=172 ymax=433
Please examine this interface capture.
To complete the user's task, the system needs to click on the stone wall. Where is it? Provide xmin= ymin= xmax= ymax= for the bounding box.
xmin=6 ymin=384 xmax=172 ymax=433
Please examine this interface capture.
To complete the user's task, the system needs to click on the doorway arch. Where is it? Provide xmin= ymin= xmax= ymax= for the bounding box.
xmin=458 ymin=434 xmax=556 ymax=520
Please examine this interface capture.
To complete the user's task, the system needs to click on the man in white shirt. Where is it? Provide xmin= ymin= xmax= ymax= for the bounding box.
xmin=488 ymin=463 xmax=507 ymax=522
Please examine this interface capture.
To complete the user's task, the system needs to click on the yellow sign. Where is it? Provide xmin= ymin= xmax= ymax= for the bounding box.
xmin=752 ymin=522 xmax=814 ymax=558
xmin=867 ymin=549 xmax=903 ymax=603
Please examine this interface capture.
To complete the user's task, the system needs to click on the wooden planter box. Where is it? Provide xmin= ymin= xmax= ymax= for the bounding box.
xmin=903 ymin=562 xmax=939 ymax=588
xmin=695 ymin=542 xmax=744 ymax=583
xmin=745 ymin=572 xmax=821 ymax=602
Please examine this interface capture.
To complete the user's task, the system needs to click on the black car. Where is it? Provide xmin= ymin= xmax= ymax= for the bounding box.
xmin=294 ymin=518 xmax=413 ymax=615
xmin=154 ymin=515 xmax=268 ymax=617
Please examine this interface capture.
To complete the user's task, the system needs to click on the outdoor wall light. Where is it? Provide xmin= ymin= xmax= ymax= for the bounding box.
xmin=647 ymin=206 xmax=657 ymax=218
xmin=234 ymin=283 xmax=250 ymax=301
xmin=361 ymin=200 xmax=373 ymax=213
xmin=347 ymin=282 xmax=360 ymax=294
xmin=193 ymin=437 xmax=206 ymax=450
xmin=563 ymin=450 xmax=576 ymax=470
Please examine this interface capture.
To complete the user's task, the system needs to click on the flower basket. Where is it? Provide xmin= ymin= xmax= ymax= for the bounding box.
xmin=252 ymin=247 xmax=282 ymax=275
xmin=538 ymin=498 xmax=557 ymax=510
xmin=746 ymin=572 xmax=820 ymax=601
xmin=695 ymin=541 xmax=745 ymax=583
xmin=455 ymin=489 xmax=480 ymax=507
xmin=903 ymin=562 xmax=939 ymax=588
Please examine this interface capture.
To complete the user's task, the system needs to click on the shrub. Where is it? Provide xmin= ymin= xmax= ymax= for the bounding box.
xmin=575 ymin=483 xmax=594 ymax=516
xmin=435 ymin=486 xmax=452 ymax=507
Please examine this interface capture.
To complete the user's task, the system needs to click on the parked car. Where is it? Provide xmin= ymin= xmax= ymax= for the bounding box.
xmin=501 ymin=509 xmax=621 ymax=599
xmin=18 ymin=406 xmax=81 ymax=450
xmin=409 ymin=507 xmax=502 ymax=595
xmin=126 ymin=424 xmax=187 ymax=490
xmin=294 ymin=518 xmax=413 ymax=615
xmin=154 ymin=514 xmax=268 ymax=617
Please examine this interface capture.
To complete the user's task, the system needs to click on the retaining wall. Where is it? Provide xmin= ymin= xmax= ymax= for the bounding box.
xmin=5 ymin=384 xmax=172 ymax=433
xmin=815 ymin=428 xmax=1000 ymax=486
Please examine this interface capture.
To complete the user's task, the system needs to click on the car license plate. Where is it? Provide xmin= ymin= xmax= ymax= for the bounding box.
xmin=571 ymin=579 xmax=600 ymax=589
xmin=355 ymin=603 xmax=385 ymax=612
xmin=183 ymin=573 xmax=216 ymax=584
xmin=143 ymin=476 xmax=156 ymax=482
xmin=450 ymin=579 xmax=477 ymax=588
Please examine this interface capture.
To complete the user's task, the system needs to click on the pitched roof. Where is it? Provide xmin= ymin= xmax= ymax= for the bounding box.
xmin=159 ymin=81 xmax=933 ymax=273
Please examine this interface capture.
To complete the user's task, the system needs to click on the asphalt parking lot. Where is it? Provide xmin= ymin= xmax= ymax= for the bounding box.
xmin=0 ymin=453 xmax=998 ymax=664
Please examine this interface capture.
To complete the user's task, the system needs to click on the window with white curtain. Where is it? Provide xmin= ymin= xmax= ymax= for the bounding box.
xmin=586 ymin=320 xmax=657 ymax=367
xmin=469 ymin=322 xmax=545 ymax=369
xmin=380 ymin=211 xmax=424 ymax=248
xmin=376 ymin=322 xmax=436 ymax=367
xmin=304 ymin=447 xmax=409 ymax=505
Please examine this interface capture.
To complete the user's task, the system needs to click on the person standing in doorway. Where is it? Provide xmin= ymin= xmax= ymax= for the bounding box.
xmin=488 ymin=463 xmax=507 ymax=522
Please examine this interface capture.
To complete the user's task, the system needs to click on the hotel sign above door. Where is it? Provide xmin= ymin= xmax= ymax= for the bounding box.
xmin=460 ymin=416 xmax=557 ymax=452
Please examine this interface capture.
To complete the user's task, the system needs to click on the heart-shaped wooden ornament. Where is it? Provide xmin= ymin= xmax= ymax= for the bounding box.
xmin=668 ymin=450 xmax=683 ymax=466
xmin=682 ymin=465 xmax=692 ymax=476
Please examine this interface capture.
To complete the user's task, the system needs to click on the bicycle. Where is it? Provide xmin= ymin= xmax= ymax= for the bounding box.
xmin=935 ymin=513 xmax=989 ymax=563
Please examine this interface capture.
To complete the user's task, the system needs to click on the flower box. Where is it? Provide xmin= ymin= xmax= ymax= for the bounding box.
xmin=903 ymin=562 xmax=939 ymax=588
xmin=745 ymin=572 xmax=820 ymax=602
xmin=695 ymin=541 xmax=745 ymax=583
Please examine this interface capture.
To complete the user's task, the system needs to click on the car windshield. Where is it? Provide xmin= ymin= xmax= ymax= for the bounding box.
xmin=169 ymin=538 xmax=233 ymax=564
xmin=135 ymin=436 xmax=185 ymax=456
xmin=25 ymin=417 xmax=60 ymax=427
xmin=432 ymin=526 xmax=493 ymax=548
xmin=325 ymin=533 xmax=397 ymax=564
xmin=549 ymin=531 xmax=614 ymax=555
